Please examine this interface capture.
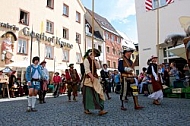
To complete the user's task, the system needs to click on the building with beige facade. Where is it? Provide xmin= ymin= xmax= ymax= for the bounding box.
xmin=135 ymin=0 xmax=189 ymax=71
xmin=0 ymin=0 xmax=85 ymax=82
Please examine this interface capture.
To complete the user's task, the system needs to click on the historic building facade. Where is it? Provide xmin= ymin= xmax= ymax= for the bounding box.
xmin=0 ymin=0 xmax=85 ymax=81
xmin=85 ymin=8 xmax=122 ymax=70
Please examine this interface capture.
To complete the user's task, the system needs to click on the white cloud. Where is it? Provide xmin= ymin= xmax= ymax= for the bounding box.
xmin=107 ymin=0 xmax=136 ymax=22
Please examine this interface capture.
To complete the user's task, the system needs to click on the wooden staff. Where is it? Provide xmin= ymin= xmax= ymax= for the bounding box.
xmin=92 ymin=0 xmax=95 ymax=75
xmin=30 ymin=26 xmax=34 ymax=75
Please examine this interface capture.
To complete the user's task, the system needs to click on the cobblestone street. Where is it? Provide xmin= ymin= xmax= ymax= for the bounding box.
xmin=0 ymin=93 xmax=190 ymax=126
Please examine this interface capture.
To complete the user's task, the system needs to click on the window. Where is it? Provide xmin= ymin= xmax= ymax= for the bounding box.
xmin=152 ymin=0 xmax=167 ymax=9
xmin=45 ymin=45 xmax=54 ymax=59
xmin=163 ymin=48 xmax=167 ymax=57
xmin=111 ymin=35 xmax=114 ymax=42
xmin=47 ymin=0 xmax=54 ymax=9
xmin=117 ymin=37 xmax=121 ymax=43
xmin=76 ymin=53 xmax=81 ymax=63
xmin=46 ymin=20 xmax=54 ymax=34
xmin=63 ymin=27 xmax=69 ymax=39
xmin=63 ymin=4 xmax=69 ymax=16
xmin=17 ymin=39 xmax=27 ymax=54
xmin=113 ymin=48 xmax=116 ymax=55
xmin=76 ymin=33 xmax=81 ymax=43
xmin=107 ymin=61 xmax=111 ymax=68
xmin=76 ymin=11 xmax=81 ymax=23
xmin=106 ymin=47 xmax=110 ymax=53
xmin=105 ymin=32 xmax=109 ymax=40
xmin=98 ymin=45 xmax=102 ymax=52
xmin=63 ymin=49 xmax=69 ymax=62
xmin=168 ymin=46 xmax=175 ymax=57
xmin=113 ymin=62 xmax=116 ymax=69
xmin=19 ymin=10 xmax=29 ymax=25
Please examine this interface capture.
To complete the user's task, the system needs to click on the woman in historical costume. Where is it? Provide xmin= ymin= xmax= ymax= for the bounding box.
xmin=82 ymin=48 xmax=108 ymax=116
xmin=147 ymin=56 xmax=163 ymax=105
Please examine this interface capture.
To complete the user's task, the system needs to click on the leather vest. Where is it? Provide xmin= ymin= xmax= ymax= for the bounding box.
xmin=121 ymin=56 xmax=134 ymax=78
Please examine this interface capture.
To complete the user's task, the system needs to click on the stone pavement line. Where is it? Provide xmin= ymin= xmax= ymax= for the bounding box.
xmin=0 ymin=93 xmax=190 ymax=126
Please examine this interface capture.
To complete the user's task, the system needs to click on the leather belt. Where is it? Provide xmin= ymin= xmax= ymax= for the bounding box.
xmin=31 ymin=78 xmax=40 ymax=81
xmin=121 ymin=73 xmax=134 ymax=78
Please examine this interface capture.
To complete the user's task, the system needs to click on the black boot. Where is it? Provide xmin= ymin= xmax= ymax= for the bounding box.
xmin=43 ymin=91 xmax=47 ymax=103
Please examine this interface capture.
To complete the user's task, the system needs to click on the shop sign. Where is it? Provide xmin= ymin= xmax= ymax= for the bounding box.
xmin=23 ymin=27 xmax=73 ymax=49
xmin=0 ymin=22 xmax=19 ymax=31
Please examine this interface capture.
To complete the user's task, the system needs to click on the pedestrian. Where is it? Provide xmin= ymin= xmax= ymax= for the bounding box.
xmin=118 ymin=45 xmax=144 ymax=111
xmin=53 ymin=72 xmax=61 ymax=98
xmin=83 ymin=48 xmax=108 ymax=116
xmin=147 ymin=56 xmax=163 ymax=105
xmin=114 ymin=70 xmax=121 ymax=94
xmin=39 ymin=60 xmax=49 ymax=104
xmin=25 ymin=56 xmax=45 ymax=112
xmin=65 ymin=64 xmax=80 ymax=101
xmin=100 ymin=64 xmax=111 ymax=100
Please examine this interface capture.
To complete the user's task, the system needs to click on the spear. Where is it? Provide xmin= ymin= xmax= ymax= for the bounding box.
xmin=91 ymin=0 xmax=95 ymax=75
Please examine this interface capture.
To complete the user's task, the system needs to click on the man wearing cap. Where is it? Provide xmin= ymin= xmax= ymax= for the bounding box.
xmin=147 ymin=56 xmax=163 ymax=105
xmin=65 ymin=64 xmax=80 ymax=101
xmin=39 ymin=60 xmax=49 ymax=104
xmin=82 ymin=48 xmax=108 ymax=116
xmin=118 ymin=45 xmax=144 ymax=111
xmin=25 ymin=56 xmax=45 ymax=112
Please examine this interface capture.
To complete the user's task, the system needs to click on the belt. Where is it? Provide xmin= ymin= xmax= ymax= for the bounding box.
xmin=85 ymin=74 xmax=98 ymax=78
xmin=121 ymin=73 xmax=134 ymax=78
xmin=31 ymin=78 xmax=40 ymax=81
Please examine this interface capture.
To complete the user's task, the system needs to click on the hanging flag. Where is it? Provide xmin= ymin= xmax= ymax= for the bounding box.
xmin=145 ymin=0 xmax=153 ymax=11
xmin=166 ymin=0 xmax=174 ymax=4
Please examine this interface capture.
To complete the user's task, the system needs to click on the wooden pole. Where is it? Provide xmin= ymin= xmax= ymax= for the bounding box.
xmin=156 ymin=0 xmax=160 ymax=64
xmin=92 ymin=0 xmax=95 ymax=75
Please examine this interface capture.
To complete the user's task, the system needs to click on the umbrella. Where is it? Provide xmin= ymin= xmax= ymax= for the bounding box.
xmin=164 ymin=34 xmax=186 ymax=47
xmin=166 ymin=44 xmax=187 ymax=59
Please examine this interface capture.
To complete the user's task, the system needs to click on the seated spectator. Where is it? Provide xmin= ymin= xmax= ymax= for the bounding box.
xmin=139 ymin=73 xmax=151 ymax=96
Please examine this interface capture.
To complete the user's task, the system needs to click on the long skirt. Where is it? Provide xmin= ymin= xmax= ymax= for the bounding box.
xmin=148 ymin=77 xmax=163 ymax=100
xmin=83 ymin=85 xmax=104 ymax=110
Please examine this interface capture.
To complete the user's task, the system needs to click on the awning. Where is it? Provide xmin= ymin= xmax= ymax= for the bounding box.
xmin=166 ymin=44 xmax=187 ymax=59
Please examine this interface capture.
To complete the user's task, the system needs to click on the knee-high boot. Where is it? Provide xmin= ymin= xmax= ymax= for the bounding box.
xmin=133 ymin=96 xmax=144 ymax=110
xmin=43 ymin=91 xmax=47 ymax=103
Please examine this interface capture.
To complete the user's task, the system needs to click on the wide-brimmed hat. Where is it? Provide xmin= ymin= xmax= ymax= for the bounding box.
xmin=40 ymin=60 xmax=47 ymax=65
xmin=150 ymin=55 xmax=158 ymax=60
xmin=69 ymin=63 xmax=74 ymax=67
xmin=122 ymin=46 xmax=135 ymax=54
xmin=84 ymin=48 xmax=100 ymax=58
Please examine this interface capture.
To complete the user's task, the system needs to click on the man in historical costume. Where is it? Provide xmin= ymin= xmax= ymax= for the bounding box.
xmin=147 ymin=56 xmax=163 ymax=105
xmin=118 ymin=45 xmax=144 ymax=111
xmin=1 ymin=33 xmax=14 ymax=62
xmin=83 ymin=48 xmax=108 ymax=116
xmin=39 ymin=60 xmax=49 ymax=104
xmin=0 ymin=70 xmax=9 ymax=97
xmin=65 ymin=64 xmax=80 ymax=101
xmin=8 ymin=70 xmax=18 ymax=98
xmin=100 ymin=64 xmax=111 ymax=100
xmin=25 ymin=56 xmax=45 ymax=112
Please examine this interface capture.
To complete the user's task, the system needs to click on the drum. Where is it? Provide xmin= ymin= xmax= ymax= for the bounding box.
xmin=5 ymin=51 xmax=13 ymax=59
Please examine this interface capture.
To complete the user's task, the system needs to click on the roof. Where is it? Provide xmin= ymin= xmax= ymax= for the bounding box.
xmin=85 ymin=7 xmax=120 ymax=36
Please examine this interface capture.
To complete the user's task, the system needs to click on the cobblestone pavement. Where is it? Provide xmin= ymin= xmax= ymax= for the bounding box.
xmin=0 ymin=93 xmax=190 ymax=126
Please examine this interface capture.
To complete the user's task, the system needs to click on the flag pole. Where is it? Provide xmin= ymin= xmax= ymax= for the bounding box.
xmin=156 ymin=0 xmax=160 ymax=64
xmin=92 ymin=0 xmax=95 ymax=75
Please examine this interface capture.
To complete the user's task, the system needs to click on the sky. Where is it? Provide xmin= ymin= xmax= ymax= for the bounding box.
xmin=80 ymin=0 xmax=138 ymax=44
